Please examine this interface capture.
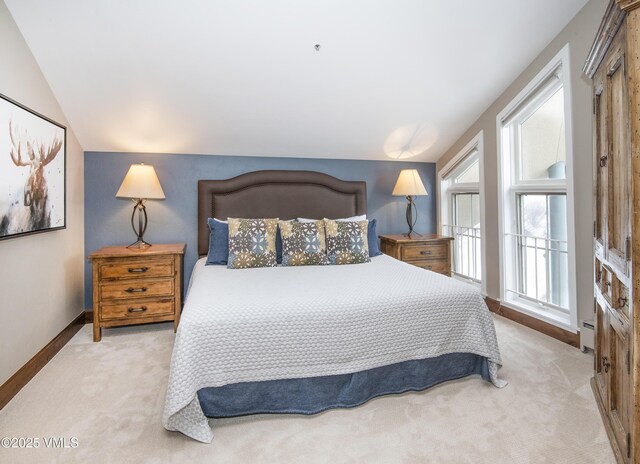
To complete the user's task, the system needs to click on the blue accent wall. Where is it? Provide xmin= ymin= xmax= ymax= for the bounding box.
xmin=83 ymin=151 xmax=437 ymax=309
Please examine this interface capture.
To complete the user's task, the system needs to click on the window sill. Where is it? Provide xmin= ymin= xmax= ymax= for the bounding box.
xmin=502 ymin=296 xmax=577 ymax=333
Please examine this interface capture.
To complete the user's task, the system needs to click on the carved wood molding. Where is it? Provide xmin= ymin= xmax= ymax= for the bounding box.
xmin=616 ymin=0 xmax=640 ymax=12
xmin=584 ymin=0 xmax=627 ymax=78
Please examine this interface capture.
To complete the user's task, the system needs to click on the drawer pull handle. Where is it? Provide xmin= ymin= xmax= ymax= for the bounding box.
xmin=618 ymin=296 xmax=628 ymax=308
xmin=602 ymin=356 xmax=610 ymax=373
xmin=599 ymin=155 xmax=607 ymax=167
xmin=420 ymin=250 xmax=432 ymax=256
xmin=127 ymin=306 xmax=148 ymax=313
xmin=425 ymin=266 xmax=432 ymax=270
xmin=125 ymin=287 xmax=147 ymax=293
xmin=128 ymin=267 xmax=149 ymax=273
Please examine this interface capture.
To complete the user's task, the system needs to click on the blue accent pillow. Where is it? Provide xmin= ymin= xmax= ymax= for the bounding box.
xmin=206 ymin=218 xmax=283 ymax=265
xmin=206 ymin=218 xmax=229 ymax=265
xmin=368 ymin=219 xmax=383 ymax=257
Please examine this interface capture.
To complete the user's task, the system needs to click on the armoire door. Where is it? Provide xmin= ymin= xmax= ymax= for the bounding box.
xmin=604 ymin=28 xmax=631 ymax=277
xmin=593 ymin=79 xmax=607 ymax=255
xmin=607 ymin=309 xmax=631 ymax=460
xmin=595 ymin=297 xmax=609 ymax=405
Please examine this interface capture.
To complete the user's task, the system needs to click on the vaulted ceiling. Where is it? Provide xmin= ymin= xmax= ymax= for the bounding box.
xmin=5 ymin=0 xmax=588 ymax=162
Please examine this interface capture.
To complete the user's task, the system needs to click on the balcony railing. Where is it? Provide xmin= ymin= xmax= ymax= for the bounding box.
xmin=504 ymin=232 xmax=568 ymax=312
xmin=442 ymin=224 xmax=481 ymax=283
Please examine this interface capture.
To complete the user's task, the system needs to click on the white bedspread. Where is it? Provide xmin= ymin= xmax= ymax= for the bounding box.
xmin=163 ymin=255 xmax=505 ymax=442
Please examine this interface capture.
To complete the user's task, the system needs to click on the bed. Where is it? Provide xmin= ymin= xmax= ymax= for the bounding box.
xmin=163 ymin=170 xmax=505 ymax=443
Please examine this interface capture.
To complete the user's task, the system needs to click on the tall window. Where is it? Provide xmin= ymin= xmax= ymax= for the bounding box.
xmin=498 ymin=45 xmax=576 ymax=329
xmin=440 ymin=132 xmax=484 ymax=289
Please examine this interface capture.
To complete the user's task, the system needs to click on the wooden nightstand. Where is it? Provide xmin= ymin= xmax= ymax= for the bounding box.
xmin=89 ymin=243 xmax=186 ymax=342
xmin=379 ymin=234 xmax=453 ymax=276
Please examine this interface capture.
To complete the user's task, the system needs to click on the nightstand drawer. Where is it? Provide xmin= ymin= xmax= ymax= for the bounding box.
xmin=90 ymin=243 xmax=185 ymax=342
xmin=412 ymin=260 xmax=450 ymax=274
xmin=100 ymin=278 xmax=174 ymax=300
xmin=402 ymin=243 xmax=448 ymax=261
xmin=100 ymin=299 xmax=174 ymax=321
xmin=379 ymin=234 xmax=452 ymax=277
xmin=100 ymin=258 xmax=173 ymax=280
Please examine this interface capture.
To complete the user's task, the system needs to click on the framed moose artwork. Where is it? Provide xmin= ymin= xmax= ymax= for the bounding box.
xmin=0 ymin=94 xmax=66 ymax=240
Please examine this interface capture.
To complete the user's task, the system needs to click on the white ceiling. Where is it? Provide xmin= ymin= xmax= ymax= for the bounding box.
xmin=5 ymin=0 xmax=588 ymax=162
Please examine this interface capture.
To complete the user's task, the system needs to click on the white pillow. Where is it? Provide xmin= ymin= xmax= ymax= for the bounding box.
xmin=297 ymin=215 xmax=366 ymax=223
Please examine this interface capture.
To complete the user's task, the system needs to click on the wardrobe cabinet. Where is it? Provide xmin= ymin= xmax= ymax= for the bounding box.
xmin=585 ymin=1 xmax=640 ymax=462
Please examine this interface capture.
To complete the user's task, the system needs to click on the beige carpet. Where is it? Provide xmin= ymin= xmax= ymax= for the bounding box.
xmin=0 ymin=315 xmax=614 ymax=464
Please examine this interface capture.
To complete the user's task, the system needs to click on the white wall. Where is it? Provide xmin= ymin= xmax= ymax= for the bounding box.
xmin=436 ymin=0 xmax=607 ymax=326
xmin=0 ymin=1 xmax=84 ymax=385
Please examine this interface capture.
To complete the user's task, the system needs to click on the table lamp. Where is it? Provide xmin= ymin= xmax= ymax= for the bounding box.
xmin=392 ymin=169 xmax=428 ymax=237
xmin=116 ymin=163 xmax=165 ymax=248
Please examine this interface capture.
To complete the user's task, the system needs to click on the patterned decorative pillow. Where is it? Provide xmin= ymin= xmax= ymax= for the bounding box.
xmin=324 ymin=219 xmax=371 ymax=265
xmin=278 ymin=220 xmax=328 ymax=266
xmin=227 ymin=218 xmax=279 ymax=269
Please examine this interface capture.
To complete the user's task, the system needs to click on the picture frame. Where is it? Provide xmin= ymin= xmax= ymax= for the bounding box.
xmin=0 ymin=93 xmax=66 ymax=241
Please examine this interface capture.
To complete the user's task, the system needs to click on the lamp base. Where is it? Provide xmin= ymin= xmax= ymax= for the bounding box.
xmin=128 ymin=199 xmax=151 ymax=249
xmin=127 ymin=239 xmax=152 ymax=249
xmin=404 ymin=195 xmax=422 ymax=238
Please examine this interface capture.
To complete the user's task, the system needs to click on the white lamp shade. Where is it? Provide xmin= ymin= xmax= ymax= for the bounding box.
xmin=116 ymin=163 xmax=165 ymax=200
xmin=392 ymin=169 xmax=428 ymax=196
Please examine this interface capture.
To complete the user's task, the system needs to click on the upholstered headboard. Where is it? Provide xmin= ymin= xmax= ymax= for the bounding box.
xmin=198 ymin=170 xmax=367 ymax=256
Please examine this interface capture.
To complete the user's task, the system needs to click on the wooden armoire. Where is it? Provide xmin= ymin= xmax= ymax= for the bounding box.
xmin=585 ymin=1 xmax=640 ymax=462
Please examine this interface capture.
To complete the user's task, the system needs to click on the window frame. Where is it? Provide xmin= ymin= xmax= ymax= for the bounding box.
xmin=438 ymin=131 xmax=486 ymax=294
xmin=514 ymin=192 xmax=569 ymax=311
xmin=496 ymin=44 xmax=578 ymax=332
xmin=508 ymin=80 xmax=567 ymax=189
xmin=451 ymin=192 xmax=482 ymax=282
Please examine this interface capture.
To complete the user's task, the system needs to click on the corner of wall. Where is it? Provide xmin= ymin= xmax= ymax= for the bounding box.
xmin=0 ymin=1 xmax=85 ymax=385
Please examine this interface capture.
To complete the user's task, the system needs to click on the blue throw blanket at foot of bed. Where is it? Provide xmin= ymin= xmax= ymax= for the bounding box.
xmin=197 ymin=353 xmax=490 ymax=418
